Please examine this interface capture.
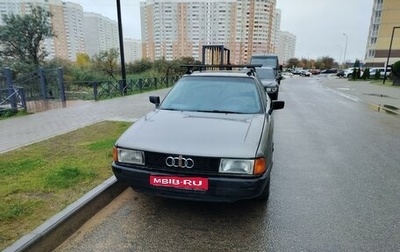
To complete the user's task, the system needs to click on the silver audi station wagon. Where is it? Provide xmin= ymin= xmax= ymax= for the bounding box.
xmin=112 ymin=65 xmax=284 ymax=202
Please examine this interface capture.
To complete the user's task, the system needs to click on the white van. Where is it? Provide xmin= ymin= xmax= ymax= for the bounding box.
xmin=369 ymin=67 xmax=391 ymax=78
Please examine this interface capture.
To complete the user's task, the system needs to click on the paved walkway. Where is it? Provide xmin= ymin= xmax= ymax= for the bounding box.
xmin=0 ymin=88 xmax=170 ymax=154
xmin=1 ymin=77 xmax=400 ymax=154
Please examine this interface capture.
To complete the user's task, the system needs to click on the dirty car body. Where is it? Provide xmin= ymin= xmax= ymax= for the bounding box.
xmin=112 ymin=68 xmax=284 ymax=202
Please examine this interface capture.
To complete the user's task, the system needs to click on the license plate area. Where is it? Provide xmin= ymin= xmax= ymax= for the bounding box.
xmin=150 ymin=175 xmax=208 ymax=191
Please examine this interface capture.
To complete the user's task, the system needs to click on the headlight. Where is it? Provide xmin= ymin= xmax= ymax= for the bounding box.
xmin=113 ymin=147 xmax=144 ymax=165
xmin=219 ymin=158 xmax=266 ymax=175
xmin=266 ymin=87 xmax=278 ymax=93
xmin=219 ymin=159 xmax=254 ymax=174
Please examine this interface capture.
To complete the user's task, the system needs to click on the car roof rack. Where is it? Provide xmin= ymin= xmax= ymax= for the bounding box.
xmin=181 ymin=64 xmax=262 ymax=76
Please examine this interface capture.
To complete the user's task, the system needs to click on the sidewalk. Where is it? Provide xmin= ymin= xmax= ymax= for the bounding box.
xmin=317 ymin=76 xmax=400 ymax=114
xmin=0 ymin=88 xmax=170 ymax=154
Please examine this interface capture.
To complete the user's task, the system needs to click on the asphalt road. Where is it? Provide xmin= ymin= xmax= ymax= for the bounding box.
xmin=55 ymin=76 xmax=400 ymax=252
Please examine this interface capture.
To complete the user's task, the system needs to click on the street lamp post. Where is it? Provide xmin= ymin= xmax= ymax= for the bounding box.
xmin=383 ymin=26 xmax=400 ymax=84
xmin=336 ymin=45 xmax=343 ymax=67
xmin=343 ymin=33 xmax=348 ymax=68
xmin=116 ymin=0 xmax=127 ymax=93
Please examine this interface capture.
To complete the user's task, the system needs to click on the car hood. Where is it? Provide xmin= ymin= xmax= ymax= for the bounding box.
xmin=116 ymin=110 xmax=265 ymax=158
xmin=260 ymin=79 xmax=278 ymax=87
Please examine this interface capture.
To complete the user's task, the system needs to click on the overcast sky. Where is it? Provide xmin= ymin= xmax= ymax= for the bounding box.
xmin=68 ymin=0 xmax=374 ymax=63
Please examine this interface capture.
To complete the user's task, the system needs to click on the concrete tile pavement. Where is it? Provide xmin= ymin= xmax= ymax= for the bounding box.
xmin=0 ymin=88 xmax=170 ymax=154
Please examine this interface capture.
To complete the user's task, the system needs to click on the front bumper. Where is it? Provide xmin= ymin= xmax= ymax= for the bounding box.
xmin=112 ymin=163 xmax=271 ymax=202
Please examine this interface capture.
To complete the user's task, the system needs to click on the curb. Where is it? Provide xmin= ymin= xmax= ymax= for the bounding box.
xmin=368 ymin=103 xmax=400 ymax=115
xmin=4 ymin=176 xmax=128 ymax=252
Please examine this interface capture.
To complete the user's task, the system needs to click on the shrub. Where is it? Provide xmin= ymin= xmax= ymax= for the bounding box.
xmin=374 ymin=70 xmax=381 ymax=80
xmin=361 ymin=68 xmax=370 ymax=80
xmin=392 ymin=60 xmax=400 ymax=77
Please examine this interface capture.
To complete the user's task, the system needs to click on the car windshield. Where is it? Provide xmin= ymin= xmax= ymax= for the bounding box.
xmin=256 ymin=68 xmax=276 ymax=80
xmin=160 ymin=76 xmax=262 ymax=114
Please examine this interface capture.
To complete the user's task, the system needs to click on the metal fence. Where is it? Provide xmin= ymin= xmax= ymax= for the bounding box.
xmin=0 ymin=66 xmax=180 ymax=114
xmin=66 ymin=75 xmax=179 ymax=101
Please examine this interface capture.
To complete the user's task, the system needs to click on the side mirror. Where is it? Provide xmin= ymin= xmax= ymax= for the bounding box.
xmin=279 ymin=65 xmax=283 ymax=71
xmin=268 ymin=100 xmax=285 ymax=115
xmin=149 ymin=96 xmax=160 ymax=108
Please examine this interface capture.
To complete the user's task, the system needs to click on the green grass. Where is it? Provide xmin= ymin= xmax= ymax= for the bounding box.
xmin=0 ymin=109 xmax=31 ymax=120
xmin=0 ymin=120 xmax=131 ymax=250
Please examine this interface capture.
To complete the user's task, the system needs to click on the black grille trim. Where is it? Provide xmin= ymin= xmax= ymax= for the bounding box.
xmin=144 ymin=151 xmax=221 ymax=175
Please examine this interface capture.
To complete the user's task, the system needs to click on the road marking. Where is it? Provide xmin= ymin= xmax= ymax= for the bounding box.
xmin=321 ymin=85 xmax=359 ymax=102
xmin=336 ymin=92 xmax=359 ymax=102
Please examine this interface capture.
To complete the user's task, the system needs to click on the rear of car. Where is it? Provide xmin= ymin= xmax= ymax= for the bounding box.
xmin=112 ymin=68 xmax=285 ymax=202
xmin=250 ymin=54 xmax=279 ymax=70
xmin=250 ymin=54 xmax=282 ymax=83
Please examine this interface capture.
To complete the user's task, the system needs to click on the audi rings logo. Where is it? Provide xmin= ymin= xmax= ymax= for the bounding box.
xmin=166 ymin=155 xmax=194 ymax=169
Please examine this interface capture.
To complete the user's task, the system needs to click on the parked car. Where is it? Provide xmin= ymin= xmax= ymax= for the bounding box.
xmin=310 ymin=69 xmax=321 ymax=75
xmin=291 ymin=69 xmax=302 ymax=75
xmin=344 ymin=67 xmax=363 ymax=78
xmin=300 ymin=70 xmax=312 ymax=77
xmin=369 ymin=67 xmax=391 ymax=78
xmin=320 ymin=69 xmax=338 ymax=74
xmin=112 ymin=65 xmax=285 ymax=202
xmin=254 ymin=67 xmax=280 ymax=100
xmin=250 ymin=54 xmax=282 ymax=83
xmin=336 ymin=70 xmax=345 ymax=78
xmin=250 ymin=54 xmax=279 ymax=70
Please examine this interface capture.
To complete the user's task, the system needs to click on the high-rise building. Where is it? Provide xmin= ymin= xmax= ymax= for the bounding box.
xmin=233 ymin=0 xmax=277 ymax=63
xmin=364 ymin=0 xmax=400 ymax=67
xmin=277 ymin=31 xmax=296 ymax=65
xmin=83 ymin=12 xmax=119 ymax=58
xmin=124 ymin=38 xmax=143 ymax=62
xmin=60 ymin=2 xmax=85 ymax=61
xmin=0 ymin=0 xmax=86 ymax=61
xmin=272 ymin=9 xmax=281 ymax=56
xmin=140 ymin=0 xmax=278 ymax=64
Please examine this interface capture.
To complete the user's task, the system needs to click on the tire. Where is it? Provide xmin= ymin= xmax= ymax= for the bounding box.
xmin=347 ymin=74 xmax=352 ymax=78
xmin=255 ymin=176 xmax=270 ymax=201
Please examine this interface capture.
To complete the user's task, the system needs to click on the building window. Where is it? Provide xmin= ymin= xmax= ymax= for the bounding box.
xmin=368 ymin=50 xmax=375 ymax=58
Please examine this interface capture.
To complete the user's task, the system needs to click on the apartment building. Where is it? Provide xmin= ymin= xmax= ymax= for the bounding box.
xmin=364 ymin=0 xmax=400 ymax=67
xmin=124 ymin=38 xmax=143 ymax=62
xmin=0 ymin=0 xmax=119 ymax=61
xmin=277 ymin=31 xmax=296 ymax=65
xmin=140 ymin=0 xmax=278 ymax=64
xmin=272 ymin=9 xmax=281 ymax=55
xmin=0 ymin=0 xmax=86 ymax=61
xmin=83 ymin=12 xmax=119 ymax=58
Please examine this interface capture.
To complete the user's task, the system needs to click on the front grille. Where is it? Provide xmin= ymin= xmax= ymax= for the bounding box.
xmin=145 ymin=151 xmax=220 ymax=175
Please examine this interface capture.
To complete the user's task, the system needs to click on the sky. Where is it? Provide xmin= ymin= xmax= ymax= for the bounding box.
xmin=68 ymin=0 xmax=374 ymax=63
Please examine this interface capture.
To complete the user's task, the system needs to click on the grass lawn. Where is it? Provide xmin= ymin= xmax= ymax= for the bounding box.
xmin=0 ymin=120 xmax=132 ymax=250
